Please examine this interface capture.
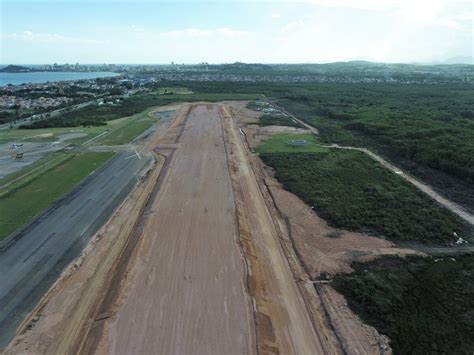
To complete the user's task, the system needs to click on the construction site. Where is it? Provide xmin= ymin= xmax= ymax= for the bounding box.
xmin=2 ymin=101 xmax=433 ymax=354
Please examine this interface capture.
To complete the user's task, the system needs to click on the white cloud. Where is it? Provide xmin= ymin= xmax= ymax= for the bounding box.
xmin=159 ymin=27 xmax=249 ymax=38
xmin=130 ymin=25 xmax=145 ymax=33
xmin=0 ymin=30 xmax=104 ymax=44
xmin=300 ymin=0 xmax=472 ymax=30
xmin=281 ymin=20 xmax=305 ymax=33
xmin=215 ymin=28 xmax=250 ymax=38
xmin=271 ymin=13 xmax=281 ymax=19
xmin=433 ymin=18 xmax=464 ymax=30
xmin=454 ymin=12 xmax=474 ymax=21
xmin=299 ymin=0 xmax=472 ymax=11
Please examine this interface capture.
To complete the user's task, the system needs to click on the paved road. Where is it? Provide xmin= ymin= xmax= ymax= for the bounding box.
xmin=0 ymin=151 xmax=150 ymax=349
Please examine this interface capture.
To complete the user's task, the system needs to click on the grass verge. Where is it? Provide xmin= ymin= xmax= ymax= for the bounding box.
xmin=0 ymin=151 xmax=70 ymax=189
xmin=332 ymin=254 xmax=474 ymax=354
xmin=0 ymin=151 xmax=114 ymax=241
xmin=93 ymin=109 xmax=158 ymax=145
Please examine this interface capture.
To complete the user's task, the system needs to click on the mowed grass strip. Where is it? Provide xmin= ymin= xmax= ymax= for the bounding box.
xmin=0 ymin=151 xmax=70 ymax=189
xmin=0 ymin=151 xmax=114 ymax=241
xmin=260 ymin=149 xmax=470 ymax=244
xmin=92 ymin=108 xmax=159 ymax=146
xmin=95 ymin=117 xmax=155 ymax=145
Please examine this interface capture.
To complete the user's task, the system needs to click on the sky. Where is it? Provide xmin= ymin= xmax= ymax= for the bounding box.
xmin=0 ymin=0 xmax=473 ymax=64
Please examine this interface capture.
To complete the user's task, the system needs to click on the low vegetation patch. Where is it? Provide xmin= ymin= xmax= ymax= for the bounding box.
xmin=332 ymin=254 xmax=474 ymax=354
xmin=258 ymin=114 xmax=302 ymax=128
xmin=260 ymin=150 xmax=469 ymax=244
xmin=0 ymin=151 xmax=114 ymax=240
xmin=157 ymin=87 xmax=193 ymax=95
xmin=247 ymin=100 xmax=302 ymax=128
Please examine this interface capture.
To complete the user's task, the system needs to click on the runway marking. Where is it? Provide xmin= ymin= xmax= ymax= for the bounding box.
xmin=22 ymin=232 xmax=56 ymax=263
xmin=80 ymin=226 xmax=89 ymax=237
xmin=134 ymin=149 xmax=142 ymax=160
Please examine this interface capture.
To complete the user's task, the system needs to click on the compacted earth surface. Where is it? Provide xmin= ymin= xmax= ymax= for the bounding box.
xmin=5 ymin=101 xmax=417 ymax=355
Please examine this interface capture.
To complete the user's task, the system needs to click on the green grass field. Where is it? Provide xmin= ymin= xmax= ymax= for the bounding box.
xmin=93 ymin=108 xmax=158 ymax=145
xmin=0 ymin=126 xmax=106 ymax=144
xmin=0 ymin=106 xmax=160 ymax=146
xmin=256 ymin=133 xmax=328 ymax=154
xmin=0 ymin=151 xmax=70 ymax=188
xmin=0 ymin=151 xmax=114 ymax=241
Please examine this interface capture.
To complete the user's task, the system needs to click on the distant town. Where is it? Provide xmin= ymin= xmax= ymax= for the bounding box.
xmin=1 ymin=61 xmax=473 ymax=126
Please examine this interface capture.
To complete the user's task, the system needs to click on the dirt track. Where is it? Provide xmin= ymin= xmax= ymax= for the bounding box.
xmin=272 ymin=102 xmax=474 ymax=227
xmin=96 ymin=105 xmax=255 ymax=355
xmin=324 ymin=144 xmax=474 ymax=226
xmin=221 ymin=105 xmax=331 ymax=354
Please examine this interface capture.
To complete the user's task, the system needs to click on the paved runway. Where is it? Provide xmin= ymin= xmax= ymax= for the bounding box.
xmin=0 ymin=151 xmax=150 ymax=349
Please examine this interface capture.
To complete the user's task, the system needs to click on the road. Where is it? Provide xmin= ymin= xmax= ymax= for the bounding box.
xmin=101 ymin=105 xmax=255 ymax=355
xmin=0 ymin=151 xmax=150 ymax=349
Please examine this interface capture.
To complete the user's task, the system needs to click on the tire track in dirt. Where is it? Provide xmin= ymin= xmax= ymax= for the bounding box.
xmin=94 ymin=104 xmax=255 ymax=355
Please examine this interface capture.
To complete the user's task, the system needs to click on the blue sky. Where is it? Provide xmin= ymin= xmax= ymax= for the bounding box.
xmin=1 ymin=0 xmax=473 ymax=64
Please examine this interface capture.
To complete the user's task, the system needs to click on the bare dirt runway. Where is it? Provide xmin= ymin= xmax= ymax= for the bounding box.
xmin=103 ymin=105 xmax=255 ymax=355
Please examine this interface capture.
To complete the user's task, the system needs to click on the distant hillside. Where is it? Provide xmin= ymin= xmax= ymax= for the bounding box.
xmin=0 ymin=65 xmax=35 ymax=73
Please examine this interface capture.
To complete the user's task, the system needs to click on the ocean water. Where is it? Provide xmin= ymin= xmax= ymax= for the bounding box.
xmin=0 ymin=71 xmax=119 ymax=86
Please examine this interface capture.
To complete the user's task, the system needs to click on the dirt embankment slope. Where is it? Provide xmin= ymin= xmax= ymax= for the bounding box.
xmin=227 ymin=102 xmax=417 ymax=354
xmin=221 ymin=104 xmax=342 ymax=354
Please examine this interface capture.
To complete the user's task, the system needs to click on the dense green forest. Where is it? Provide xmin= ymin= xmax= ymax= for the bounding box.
xmin=260 ymin=150 xmax=470 ymax=244
xmin=272 ymin=84 xmax=474 ymax=211
xmin=332 ymin=254 xmax=474 ymax=354
xmin=18 ymin=81 xmax=474 ymax=211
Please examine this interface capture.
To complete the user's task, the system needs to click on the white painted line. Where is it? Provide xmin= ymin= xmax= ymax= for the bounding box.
xmin=134 ymin=149 xmax=142 ymax=160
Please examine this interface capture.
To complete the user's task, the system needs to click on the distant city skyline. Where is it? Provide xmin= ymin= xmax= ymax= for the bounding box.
xmin=1 ymin=0 xmax=473 ymax=65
